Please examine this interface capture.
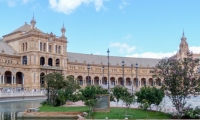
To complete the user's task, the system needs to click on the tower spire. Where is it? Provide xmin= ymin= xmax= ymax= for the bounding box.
xmin=61 ymin=22 xmax=66 ymax=37
xmin=30 ymin=13 xmax=36 ymax=29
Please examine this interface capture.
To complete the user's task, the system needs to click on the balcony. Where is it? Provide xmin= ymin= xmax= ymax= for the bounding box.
xmin=40 ymin=65 xmax=63 ymax=70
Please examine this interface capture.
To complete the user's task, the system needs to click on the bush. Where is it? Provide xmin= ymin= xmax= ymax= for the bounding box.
xmin=135 ymin=86 xmax=164 ymax=110
xmin=182 ymin=106 xmax=200 ymax=119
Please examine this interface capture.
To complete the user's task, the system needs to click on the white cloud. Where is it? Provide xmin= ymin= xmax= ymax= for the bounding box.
xmin=190 ymin=46 xmax=200 ymax=54
xmin=125 ymin=46 xmax=200 ymax=59
xmin=95 ymin=51 xmax=101 ymax=55
xmin=7 ymin=0 xmax=16 ymax=7
xmin=123 ymin=34 xmax=132 ymax=40
xmin=126 ymin=51 xmax=177 ymax=59
xmin=1 ymin=0 xmax=33 ymax=7
xmin=119 ymin=0 xmax=129 ymax=10
xmin=110 ymin=42 xmax=136 ymax=54
xmin=49 ymin=0 xmax=107 ymax=14
xmin=21 ymin=0 xmax=32 ymax=4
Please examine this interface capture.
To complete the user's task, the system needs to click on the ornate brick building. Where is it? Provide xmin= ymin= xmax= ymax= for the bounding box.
xmin=0 ymin=17 xmax=199 ymax=92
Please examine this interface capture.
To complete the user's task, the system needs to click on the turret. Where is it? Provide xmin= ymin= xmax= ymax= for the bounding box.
xmin=61 ymin=23 xmax=66 ymax=37
xmin=30 ymin=14 xmax=36 ymax=29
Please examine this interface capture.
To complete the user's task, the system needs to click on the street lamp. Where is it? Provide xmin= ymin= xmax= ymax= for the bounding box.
xmin=102 ymin=66 xmax=104 ymax=85
xmin=135 ymin=63 xmax=138 ymax=89
xmin=107 ymin=49 xmax=110 ymax=91
xmin=87 ymin=64 xmax=90 ymax=85
xmin=131 ymin=64 xmax=133 ymax=95
xmin=122 ymin=60 xmax=125 ymax=86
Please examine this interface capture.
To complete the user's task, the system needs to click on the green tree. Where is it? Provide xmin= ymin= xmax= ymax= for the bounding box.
xmin=65 ymin=76 xmax=81 ymax=102
xmin=153 ymin=53 xmax=200 ymax=118
xmin=44 ymin=72 xmax=67 ymax=106
xmin=135 ymin=86 xmax=164 ymax=110
xmin=80 ymin=85 xmax=109 ymax=117
xmin=112 ymin=86 xmax=128 ymax=106
xmin=121 ymin=90 xmax=135 ymax=117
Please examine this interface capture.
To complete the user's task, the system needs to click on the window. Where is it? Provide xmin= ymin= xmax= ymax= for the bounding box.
xmin=58 ymin=46 xmax=61 ymax=54
xmin=25 ymin=42 xmax=27 ymax=51
xmin=22 ymin=56 xmax=27 ymax=65
xmin=55 ymin=45 xmax=57 ymax=53
xmin=43 ymin=43 xmax=46 ymax=51
xmin=34 ymin=55 xmax=36 ymax=64
xmin=49 ymin=45 xmax=51 ymax=52
xmin=40 ymin=42 xmax=42 ymax=51
xmin=34 ymin=73 xmax=35 ymax=83
xmin=22 ymin=43 xmax=25 ymax=51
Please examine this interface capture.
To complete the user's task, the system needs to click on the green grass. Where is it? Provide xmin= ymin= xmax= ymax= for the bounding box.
xmin=39 ymin=105 xmax=170 ymax=119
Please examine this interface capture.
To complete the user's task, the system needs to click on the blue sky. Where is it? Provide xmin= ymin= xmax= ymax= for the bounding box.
xmin=0 ymin=0 xmax=200 ymax=58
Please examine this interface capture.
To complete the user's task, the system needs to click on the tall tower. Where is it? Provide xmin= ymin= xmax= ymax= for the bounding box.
xmin=30 ymin=14 xmax=36 ymax=29
xmin=178 ymin=31 xmax=190 ymax=58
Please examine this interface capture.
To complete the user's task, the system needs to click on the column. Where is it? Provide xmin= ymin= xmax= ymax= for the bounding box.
xmin=0 ymin=75 xmax=1 ymax=84
xmin=84 ymin=79 xmax=86 ymax=86
xmin=2 ymin=75 xmax=4 ymax=84
xmin=38 ymin=40 xmax=40 ymax=51
xmin=61 ymin=45 xmax=63 ymax=54
xmin=11 ymin=76 xmax=13 ymax=84
xmin=124 ymin=78 xmax=126 ymax=86
xmin=14 ymin=76 xmax=16 ymax=84
xmin=54 ymin=44 xmax=56 ymax=53
xmin=63 ymin=59 xmax=64 ymax=68
xmin=22 ymin=74 xmax=24 ymax=85
xmin=46 ymin=42 xmax=48 ymax=52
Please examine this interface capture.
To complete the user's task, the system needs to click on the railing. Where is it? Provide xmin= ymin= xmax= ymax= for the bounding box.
xmin=0 ymin=91 xmax=46 ymax=97
xmin=40 ymin=65 xmax=63 ymax=70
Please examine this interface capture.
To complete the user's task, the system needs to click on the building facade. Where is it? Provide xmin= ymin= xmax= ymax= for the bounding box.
xmin=0 ymin=17 xmax=199 ymax=92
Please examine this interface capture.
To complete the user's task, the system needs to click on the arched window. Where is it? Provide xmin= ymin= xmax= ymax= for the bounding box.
xmin=40 ymin=42 xmax=42 ymax=51
xmin=49 ymin=45 xmax=52 ymax=52
xmin=40 ymin=73 xmax=45 ymax=86
xmin=55 ymin=45 xmax=57 ymax=53
xmin=22 ymin=56 xmax=27 ymax=65
xmin=25 ymin=42 xmax=27 ymax=51
xmin=43 ymin=43 xmax=46 ymax=51
xmin=40 ymin=57 xmax=45 ymax=66
xmin=34 ymin=55 xmax=36 ymax=64
xmin=48 ymin=58 xmax=53 ymax=66
xmin=58 ymin=46 xmax=61 ymax=54
xmin=22 ymin=43 xmax=25 ymax=51
xmin=56 ymin=59 xmax=60 ymax=67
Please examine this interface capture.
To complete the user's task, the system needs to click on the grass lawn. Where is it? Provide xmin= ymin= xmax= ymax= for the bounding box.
xmin=40 ymin=105 xmax=170 ymax=119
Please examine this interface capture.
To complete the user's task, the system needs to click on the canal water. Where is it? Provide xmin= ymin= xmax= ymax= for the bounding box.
xmin=0 ymin=96 xmax=200 ymax=119
xmin=0 ymin=99 xmax=45 ymax=120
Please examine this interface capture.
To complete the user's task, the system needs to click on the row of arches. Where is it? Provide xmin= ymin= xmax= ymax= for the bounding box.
xmin=0 ymin=71 xmax=24 ymax=84
xmin=40 ymin=42 xmax=61 ymax=54
xmin=71 ymin=75 xmax=162 ymax=87
xmin=22 ymin=56 xmax=61 ymax=67
xmin=40 ymin=57 xmax=60 ymax=66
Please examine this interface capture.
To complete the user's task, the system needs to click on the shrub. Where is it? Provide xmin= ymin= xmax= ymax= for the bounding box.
xmin=182 ymin=106 xmax=200 ymax=119
xmin=135 ymin=86 xmax=164 ymax=110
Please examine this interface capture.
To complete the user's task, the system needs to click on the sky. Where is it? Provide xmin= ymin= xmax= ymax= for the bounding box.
xmin=0 ymin=0 xmax=200 ymax=59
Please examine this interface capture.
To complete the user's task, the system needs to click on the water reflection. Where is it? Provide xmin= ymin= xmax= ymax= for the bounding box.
xmin=0 ymin=99 xmax=45 ymax=120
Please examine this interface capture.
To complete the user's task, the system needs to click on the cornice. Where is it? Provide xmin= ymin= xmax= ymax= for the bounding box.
xmin=5 ymin=32 xmax=67 ymax=43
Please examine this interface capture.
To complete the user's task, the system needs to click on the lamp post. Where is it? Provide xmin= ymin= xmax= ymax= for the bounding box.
xmin=135 ymin=63 xmax=138 ymax=90
xmin=122 ymin=60 xmax=125 ymax=86
xmin=107 ymin=49 xmax=110 ymax=91
xmin=87 ymin=64 xmax=90 ymax=85
xmin=131 ymin=64 xmax=133 ymax=95
xmin=102 ymin=66 xmax=104 ymax=85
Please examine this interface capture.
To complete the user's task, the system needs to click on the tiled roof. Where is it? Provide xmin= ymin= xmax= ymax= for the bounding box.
xmin=0 ymin=41 xmax=18 ymax=55
xmin=4 ymin=23 xmax=43 ymax=36
xmin=67 ymin=52 xmax=161 ymax=67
